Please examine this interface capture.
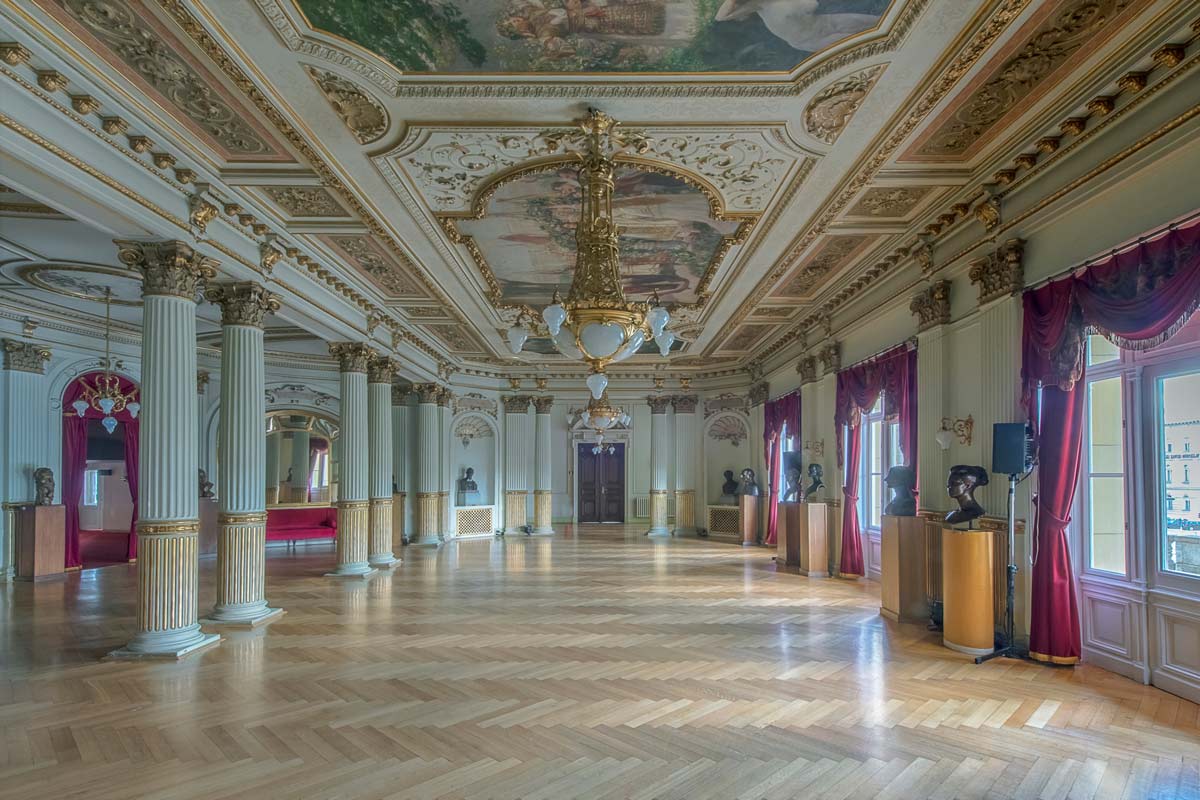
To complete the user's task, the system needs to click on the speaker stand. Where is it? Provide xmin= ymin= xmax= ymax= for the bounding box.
xmin=975 ymin=472 xmax=1033 ymax=665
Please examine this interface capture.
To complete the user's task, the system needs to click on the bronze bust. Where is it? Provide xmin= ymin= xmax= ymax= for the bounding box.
xmin=803 ymin=463 xmax=824 ymax=501
xmin=783 ymin=467 xmax=801 ymax=502
xmin=458 ymin=467 xmax=478 ymax=493
xmin=721 ymin=470 xmax=739 ymax=497
xmin=739 ymin=468 xmax=761 ymax=497
xmin=198 ymin=468 xmax=214 ymax=499
xmin=945 ymin=464 xmax=988 ymax=526
xmin=884 ymin=465 xmax=917 ymax=516
xmin=33 ymin=467 xmax=55 ymax=506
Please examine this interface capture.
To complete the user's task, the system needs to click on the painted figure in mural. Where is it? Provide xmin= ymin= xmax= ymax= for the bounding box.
xmin=883 ymin=465 xmax=917 ymax=516
xmin=33 ymin=467 xmax=54 ymax=506
xmin=713 ymin=0 xmax=880 ymax=52
xmin=739 ymin=468 xmax=761 ymax=497
xmin=198 ymin=469 xmax=215 ymax=499
xmin=945 ymin=464 xmax=988 ymax=526
xmin=803 ymin=462 xmax=824 ymax=501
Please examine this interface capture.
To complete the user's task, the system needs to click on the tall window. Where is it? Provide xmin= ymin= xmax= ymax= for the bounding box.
xmin=860 ymin=397 xmax=899 ymax=530
xmin=1082 ymin=335 xmax=1127 ymax=574
xmin=1161 ymin=368 xmax=1200 ymax=576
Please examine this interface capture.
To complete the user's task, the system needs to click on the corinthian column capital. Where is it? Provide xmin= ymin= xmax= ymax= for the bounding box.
xmin=1 ymin=339 xmax=51 ymax=373
xmin=329 ymin=342 xmax=374 ymax=373
xmin=532 ymin=395 xmax=554 ymax=414
xmin=368 ymin=354 xmax=398 ymax=384
xmin=670 ymin=394 xmax=698 ymax=414
xmin=205 ymin=281 xmax=281 ymax=328
xmin=115 ymin=239 xmax=218 ymax=299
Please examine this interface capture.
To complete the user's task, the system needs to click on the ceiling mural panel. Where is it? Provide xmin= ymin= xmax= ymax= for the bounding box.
xmin=904 ymin=0 xmax=1135 ymax=160
xmin=454 ymin=165 xmax=743 ymax=308
xmin=18 ymin=264 xmax=143 ymax=306
xmin=844 ymin=185 xmax=934 ymax=218
xmin=717 ymin=323 xmax=773 ymax=353
xmin=262 ymin=186 xmax=352 ymax=217
xmin=293 ymin=0 xmax=890 ymax=74
xmin=317 ymin=234 xmax=427 ymax=297
xmin=771 ymin=234 xmax=875 ymax=298
xmin=46 ymin=0 xmax=293 ymax=161
xmin=424 ymin=323 xmax=487 ymax=354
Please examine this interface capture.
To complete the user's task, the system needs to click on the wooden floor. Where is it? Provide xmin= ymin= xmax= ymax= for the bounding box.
xmin=1 ymin=526 xmax=1198 ymax=799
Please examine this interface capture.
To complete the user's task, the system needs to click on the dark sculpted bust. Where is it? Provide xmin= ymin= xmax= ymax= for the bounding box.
xmin=33 ymin=467 xmax=54 ymax=506
xmin=721 ymin=469 xmax=739 ymax=497
xmin=458 ymin=467 xmax=478 ymax=493
xmin=884 ymin=465 xmax=917 ymax=516
xmin=739 ymin=468 xmax=761 ymax=497
xmin=945 ymin=464 xmax=989 ymax=526
xmin=198 ymin=468 xmax=214 ymax=499
xmin=783 ymin=467 xmax=802 ymax=502
xmin=803 ymin=463 xmax=824 ymax=501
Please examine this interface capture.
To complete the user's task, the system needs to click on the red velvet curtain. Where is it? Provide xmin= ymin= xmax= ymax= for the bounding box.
xmin=61 ymin=371 xmax=140 ymax=569
xmin=61 ymin=417 xmax=88 ymax=569
xmin=833 ymin=344 xmax=918 ymax=578
xmin=123 ymin=420 xmax=139 ymax=562
xmin=762 ymin=392 xmax=801 ymax=546
xmin=1021 ymin=216 xmax=1200 ymax=664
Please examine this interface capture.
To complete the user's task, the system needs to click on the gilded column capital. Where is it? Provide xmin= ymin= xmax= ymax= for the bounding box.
xmin=671 ymin=394 xmax=698 ymax=414
xmin=115 ymin=239 xmax=218 ymax=299
xmin=532 ymin=395 xmax=554 ymax=414
xmin=205 ymin=281 xmax=281 ymax=328
xmin=391 ymin=384 xmax=412 ymax=406
xmin=748 ymin=382 xmax=769 ymax=407
xmin=910 ymin=280 xmax=951 ymax=332
xmin=436 ymin=386 xmax=453 ymax=407
xmin=367 ymin=354 xmax=398 ymax=384
xmin=197 ymin=370 xmax=210 ymax=394
xmin=797 ymin=355 xmax=817 ymax=384
xmin=502 ymin=394 xmax=531 ymax=414
xmin=647 ymin=395 xmax=672 ymax=414
xmin=328 ymin=342 xmax=374 ymax=373
xmin=818 ymin=341 xmax=841 ymax=375
xmin=969 ymin=238 xmax=1025 ymax=305
xmin=1 ymin=339 xmax=51 ymax=373
xmin=415 ymin=382 xmax=441 ymax=404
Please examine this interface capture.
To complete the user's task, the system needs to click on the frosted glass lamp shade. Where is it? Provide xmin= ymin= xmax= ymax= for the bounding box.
xmin=581 ymin=411 xmax=591 ymax=425
xmin=612 ymin=329 xmax=645 ymax=362
xmin=98 ymin=397 xmax=115 ymax=415
xmin=506 ymin=324 xmax=529 ymax=355
xmin=646 ymin=305 xmax=669 ymax=337
xmin=551 ymin=329 xmax=582 ymax=359
xmin=101 ymin=416 xmax=118 ymax=434
xmin=542 ymin=303 xmax=567 ymax=336
xmin=72 ymin=399 xmax=88 ymax=417
xmin=585 ymin=372 xmax=609 ymax=400
xmin=126 ymin=402 xmax=140 ymax=419
xmin=654 ymin=331 xmax=675 ymax=357
xmin=578 ymin=321 xmax=625 ymax=359
xmin=935 ymin=429 xmax=954 ymax=451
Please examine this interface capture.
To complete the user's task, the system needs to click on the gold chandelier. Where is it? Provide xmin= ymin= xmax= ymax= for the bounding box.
xmin=72 ymin=288 xmax=139 ymax=434
xmin=506 ymin=109 xmax=674 ymax=400
xmin=581 ymin=391 xmax=630 ymax=453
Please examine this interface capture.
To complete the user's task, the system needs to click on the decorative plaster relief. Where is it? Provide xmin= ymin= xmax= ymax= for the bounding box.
xmin=707 ymin=414 xmax=748 ymax=447
xmin=804 ymin=65 xmax=885 ymax=144
xmin=845 ymin=185 xmax=934 ymax=218
xmin=305 ymin=66 xmax=389 ymax=144
xmin=453 ymin=415 xmax=493 ymax=448
xmin=262 ymin=185 xmax=350 ymax=217
xmin=318 ymin=235 xmax=425 ymax=297
xmin=772 ymin=234 xmax=875 ymax=298
xmin=453 ymin=393 xmax=496 ymax=418
xmin=704 ymin=393 xmax=749 ymax=418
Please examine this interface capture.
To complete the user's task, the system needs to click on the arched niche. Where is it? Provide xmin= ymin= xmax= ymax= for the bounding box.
xmin=450 ymin=411 xmax=498 ymax=507
xmin=702 ymin=410 xmax=751 ymax=506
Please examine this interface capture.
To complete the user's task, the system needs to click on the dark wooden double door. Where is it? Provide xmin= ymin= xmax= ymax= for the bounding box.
xmin=577 ymin=443 xmax=625 ymax=523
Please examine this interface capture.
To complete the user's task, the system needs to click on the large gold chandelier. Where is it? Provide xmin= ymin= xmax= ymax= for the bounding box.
xmin=506 ymin=109 xmax=674 ymax=400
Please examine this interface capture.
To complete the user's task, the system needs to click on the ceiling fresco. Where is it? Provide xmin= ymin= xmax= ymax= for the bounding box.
xmin=455 ymin=165 xmax=743 ymax=308
xmin=295 ymin=0 xmax=890 ymax=74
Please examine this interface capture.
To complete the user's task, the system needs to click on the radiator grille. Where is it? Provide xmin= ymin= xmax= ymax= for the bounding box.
xmin=708 ymin=506 xmax=740 ymax=535
xmin=456 ymin=506 xmax=494 ymax=536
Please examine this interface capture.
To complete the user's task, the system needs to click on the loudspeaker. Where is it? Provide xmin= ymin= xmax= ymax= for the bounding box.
xmin=992 ymin=422 xmax=1033 ymax=475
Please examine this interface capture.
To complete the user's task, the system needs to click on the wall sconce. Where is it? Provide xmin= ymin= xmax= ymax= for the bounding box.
xmin=936 ymin=415 xmax=974 ymax=450
xmin=802 ymin=439 xmax=825 ymax=458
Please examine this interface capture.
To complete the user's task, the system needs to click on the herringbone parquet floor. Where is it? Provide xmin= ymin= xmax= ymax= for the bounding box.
xmin=1 ymin=526 xmax=1198 ymax=799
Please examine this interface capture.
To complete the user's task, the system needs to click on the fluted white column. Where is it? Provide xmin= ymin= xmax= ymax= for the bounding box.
xmin=265 ymin=432 xmax=280 ymax=505
xmin=368 ymin=356 xmax=397 ymax=567
xmin=438 ymin=388 xmax=452 ymax=539
xmin=413 ymin=383 xmax=441 ymax=545
xmin=532 ymin=395 xmax=554 ymax=535
xmin=503 ymin=395 xmax=531 ymax=534
xmin=392 ymin=386 xmax=412 ymax=545
xmin=328 ymin=343 xmax=374 ymax=577
xmin=288 ymin=429 xmax=311 ymax=503
xmin=110 ymin=240 xmax=220 ymax=660
xmin=204 ymin=283 xmax=282 ymax=626
xmin=647 ymin=395 xmax=671 ymax=537
xmin=672 ymin=394 xmax=698 ymax=536
xmin=1 ymin=339 xmax=51 ymax=579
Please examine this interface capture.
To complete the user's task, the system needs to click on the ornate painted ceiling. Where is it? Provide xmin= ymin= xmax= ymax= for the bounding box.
xmin=1 ymin=0 xmax=1195 ymax=379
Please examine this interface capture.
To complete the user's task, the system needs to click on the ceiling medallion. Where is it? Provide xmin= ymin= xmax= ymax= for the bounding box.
xmin=505 ymin=110 xmax=675 ymax=399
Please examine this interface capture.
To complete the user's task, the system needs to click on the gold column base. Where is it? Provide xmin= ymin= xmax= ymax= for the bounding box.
xmin=328 ymin=501 xmax=373 ymax=577
xmin=369 ymin=498 xmax=398 ymax=567
xmin=532 ymin=489 xmax=553 ymax=535
xmin=648 ymin=490 xmax=669 ymax=537
xmin=674 ymin=489 xmax=695 ymax=534
xmin=438 ymin=491 xmax=449 ymax=542
xmin=505 ymin=490 xmax=528 ymax=533
xmin=204 ymin=513 xmax=282 ymax=626
xmin=393 ymin=492 xmax=406 ymax=546
xmin=413 ymin=491 xmax=440 ymax=545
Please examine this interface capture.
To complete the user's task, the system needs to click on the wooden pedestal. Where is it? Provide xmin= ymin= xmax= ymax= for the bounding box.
xmin=942 ymin=526 xmax=995 ymax=656
xmin=778 ymin=503 xmax=828 ymax=576
xmin=15 ymin=504 xmax=65 ymax=581
xmin=739 ymin=495 xmax=759 ymax=547
xmin=880 ymin=515 xmax=928 ymax=623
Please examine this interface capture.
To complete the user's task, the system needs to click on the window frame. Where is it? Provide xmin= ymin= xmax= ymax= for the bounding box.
xmin=858 ymin=397 xmax=899 ymax=533
xmin=82 ymin=468 xmax=100 ymax=507
xmin=1078 ymin=339 xmax=1132 ymax=578
xmin=1147 ymin=353 xmax=1200 ymax=591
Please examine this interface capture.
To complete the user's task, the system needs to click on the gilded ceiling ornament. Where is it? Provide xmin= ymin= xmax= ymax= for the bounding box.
xmin=776 ymin=235 xmax=870 ymax=296
xmin=70 ymin=94 xmax=101 ymax=115
xmin=1 ymin=339 xmax=51 ymax=374
xmin=1087 ymin=96 xmax=1115 ymax=116
xmin=35 ymin=70 xmax=69 ymax=94
xmin=259 ymin=243 xmax=282 ymax=274
xmin=1152 ymin=44 xmax=1185 ymax=70
xmin=205 ymin=281 xmax=281 ymax=328
xmin=1060 ymin=117 xmax=1088 ymax=137
xmin=101 ymin=116 xmax=128 ymax=136
xmin=367 ymin=354 xmax=398 ymax=384
xmin=847 ymin=186 xmax=932 ymax=218
xmin=62 ymin=0 xmax=275 ymax=156
xmin=752 ymin=307 xmax=795 ymax=319
xmin=188 ymin=193 xmax=218 ymax=234
xmin=262 ymin=185 xmax=349 ymax=217
xmin=196 ymin=370 xmax=209 ymax=393
xmin=804 ymin=65 xmax=884 ymax=145
xmin=0 ymin=43 xmax=32 ymax=65
xmin=324 ymin=235 xmax=422 ymax=297
xmin=974 ymin=185 xmax=1002 ymax=232
xmin=909 ymin=280 xmax=951 ymax=332
xmin=305 ymin=67 xmax=388 ymax=145
xmin=127 ymin=135 xmax=153 ymax=153
xmin=1117 ymin=71 xmax=1148 ymax=94
xmin=328 ymin=342 xmax=374 ymax=373
xmin=915 ymin=0 xmax=1130 ymax=158
xmin=707 ymin=414 xmax=748 ymax=446
xmin=404 ymin=306 xmax=446 ymax=319
xmin=969 ymin=239 xmax=1025 ymax=306
xmin=115 ymin=239 xmax=217 ymax=299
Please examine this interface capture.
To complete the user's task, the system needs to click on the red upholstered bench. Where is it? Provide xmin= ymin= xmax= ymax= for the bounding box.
xmin=266 ymin=506 xmax=337 ymax=543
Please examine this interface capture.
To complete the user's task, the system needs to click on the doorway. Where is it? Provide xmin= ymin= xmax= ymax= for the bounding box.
xmin=79 ymin=419 xmax=133 ymax=568
xmin=577 ymin=442 xmax=626 ymax=523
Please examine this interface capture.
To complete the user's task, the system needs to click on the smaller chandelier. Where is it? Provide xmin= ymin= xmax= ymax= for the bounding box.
xmin=581 ymin=392 xmax=628 ymax=455
xmin=72 ymin=288 xmax=139 ymax=434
